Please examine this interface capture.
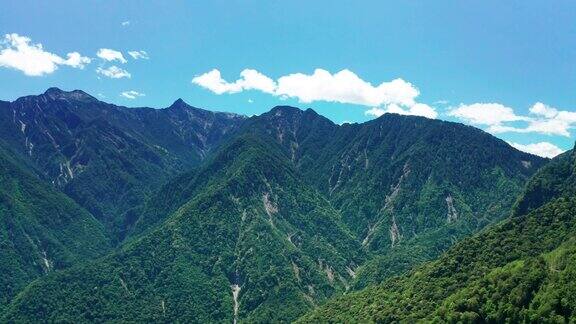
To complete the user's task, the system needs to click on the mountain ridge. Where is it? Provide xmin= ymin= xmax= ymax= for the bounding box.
xmin=0 ymin=88 xmax=556 ymax=322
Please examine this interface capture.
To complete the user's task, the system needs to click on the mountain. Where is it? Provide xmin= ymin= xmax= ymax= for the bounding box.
xmin=298 ymin=146 xmax=576 ymax=323
xmin=0 ymin=141 xmax=110 ymax=312
xmin=0 ymin=90 xmax=551 ymax=322
xmin=0 ymin=88 xmax=245 ymax=241
xmin=1 ymin=133 xmax=363 ymax=322
xmin=241 ymin=106 xmax=547 ymax=286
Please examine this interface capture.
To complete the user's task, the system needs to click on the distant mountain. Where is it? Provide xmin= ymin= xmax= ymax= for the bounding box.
xmin=0 ymin=141 xmax=110 ymax=312
xmin=0 ymin=88 xmax=245 ymax=241
xmin=298 ymin=146 xmax=576 ymax=323
xmin=0 ymin=90 xmax=553 ymax=322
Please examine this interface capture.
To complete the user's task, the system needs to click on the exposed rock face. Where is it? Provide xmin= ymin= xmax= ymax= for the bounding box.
xmin=389 ymin=216 xmax=401 ymax=247
xmin=446 ymin=194 xmax=459 ymax=223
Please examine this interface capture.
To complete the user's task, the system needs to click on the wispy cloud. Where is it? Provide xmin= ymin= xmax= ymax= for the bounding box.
xmin=96 ymin=48 xmax=127 ymax=64
xmin=0 ymin=33 xmax=90 ymax=76
xmin=96 ymin=66 xmax=131 ymax=79
xmin=120 ymin=90 xmax=145 ymax=99
xmin=128 ymin=50 xmax=149 ymax=60
xmin=121 ymin=21 xmax=130 ymax=26
xmin=192 ymin=68 xmax=437 ymax=119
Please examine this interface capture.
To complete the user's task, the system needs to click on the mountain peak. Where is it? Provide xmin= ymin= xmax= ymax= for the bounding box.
xmin=268 ymin=105 xmax=306 ymax=118
xmin=168 ymin=98 xmax=191 ymax=110
xmin=44 ymin=87 xmax=65 ymax=96
xmin=43 ymin=87 xmax=97 ymax=102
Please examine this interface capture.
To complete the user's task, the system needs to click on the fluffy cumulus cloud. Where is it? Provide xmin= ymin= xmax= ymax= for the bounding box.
xmin=508 ymin=141 xmax=565 ymax=158
xmin=120 ymin=90 xmax=145 ymax=99
xmin=128 ymin=50 xmax=149 ymax=60
xmin=0 ymin=33 xmax=90 ymax=76
xmin=449 ymin=102 xmax=576 ymax=137
xmin=96 ymin=48 xmax=127 ymax=63
xmin=275 ymin=69 xmax=419 ymax=106
xmin=96 ymin=66 xmax=131 ymax=79
xmin=192 ymin=68 xmax=437 ymax=119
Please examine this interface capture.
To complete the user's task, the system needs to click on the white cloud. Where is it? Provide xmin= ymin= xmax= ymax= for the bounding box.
xmin=448 ymin=103 xmax=529 ymax=125
xmin=192 ymin=69 xmax=276 ymax=94
xmin=128 ymin=50 xmax=149 ymax=60
xmin=365 ymin=107 xmax=385 ymax=117
xmin=529 ymin=102 xmax=557 ymax=118
xmin=275 ymin=69 xmax=419 ymax=107
xmin=121 ymin=21 xmax=130 ymax=26
xmin=509 ymin=141 xmax=565 ymax=158
xmin=365 ymin=103 xmax=437 ymax=119
xmin=449 ymin=102 xmax=576 ymax=137
xmin=96 ymin=66 xmax=131 ymax=79
xmin=63 ymin=52 xmax=91 ymax=68
xmin=0 ymin=33 xmax=90 ymax=76
xmin=401 ymin=103 xmax=437 ymax=119
xmin=96 ymin=48 xmax=127 ymax=63
xmin=120 ymin=90 xmax=145 ymax=99
xmin=193 ymin=68 xmax=436 ymax=118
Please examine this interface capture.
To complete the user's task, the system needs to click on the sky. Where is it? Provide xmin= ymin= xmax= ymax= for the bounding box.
xmin=1 ymin=1 xmax=575 ymax=158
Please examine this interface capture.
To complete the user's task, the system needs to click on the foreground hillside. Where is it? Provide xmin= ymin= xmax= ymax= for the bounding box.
xmin=1 ymin=134 xmax=364 ymax=322
xmin=299 ymin=147 xmax=576 ymax=322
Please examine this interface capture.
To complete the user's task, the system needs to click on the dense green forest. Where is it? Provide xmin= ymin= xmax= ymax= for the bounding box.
xmin=242 ymin=106 xmax=546 ymax=287
xmin=0 ymin=141 xmax=110 ymax=312
xmin=1 ymin=134 xmax=363 ymax=322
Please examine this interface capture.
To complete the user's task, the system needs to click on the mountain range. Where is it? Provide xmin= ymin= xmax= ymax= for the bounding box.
xmin=2 ymin=88 xmax=573 ymax=322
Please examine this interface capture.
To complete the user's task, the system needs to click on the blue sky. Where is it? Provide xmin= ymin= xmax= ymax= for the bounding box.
xmin=1 ymin=1 xmax=575 ymax=157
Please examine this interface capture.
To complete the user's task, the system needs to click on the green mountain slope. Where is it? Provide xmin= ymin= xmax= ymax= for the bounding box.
xmin=0 ymin=142 xmax=110 ymax=312
xmin=241 ymin=106 xmax=546 ymax=286
xmin=298 ymin=147 xmax=576 ymax=323
xmin=1 ymin=134 xmax=363 ymax=322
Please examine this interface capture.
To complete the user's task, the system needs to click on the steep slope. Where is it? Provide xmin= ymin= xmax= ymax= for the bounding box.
xmin=0 ymin=141 xmax=110 ymax=312
xmin=0 ymin=88 xmax=245 ymax=240
xmin=2 ymin=134 xmax=363 ymax=322
xmin=298 ymin=146 xmax=576 ymax=323
xmin=241 ymin=106 xmax=547 ymax=286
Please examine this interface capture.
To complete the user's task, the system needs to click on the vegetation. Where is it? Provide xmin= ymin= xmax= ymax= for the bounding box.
xmin=242 ymin=107 xmax=545 ymax=286
xmin=298 ymin=148 xmax=576 ymax=323
xmin=0 ymin=88 xmax=244 ymax=242
xmin=0 ymin=91 xmax=559 ymax=322
xmin=1 ymin=134 xmax=363 ymax=322
xmin=0 ymin=141 xmax=110 ymax=312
